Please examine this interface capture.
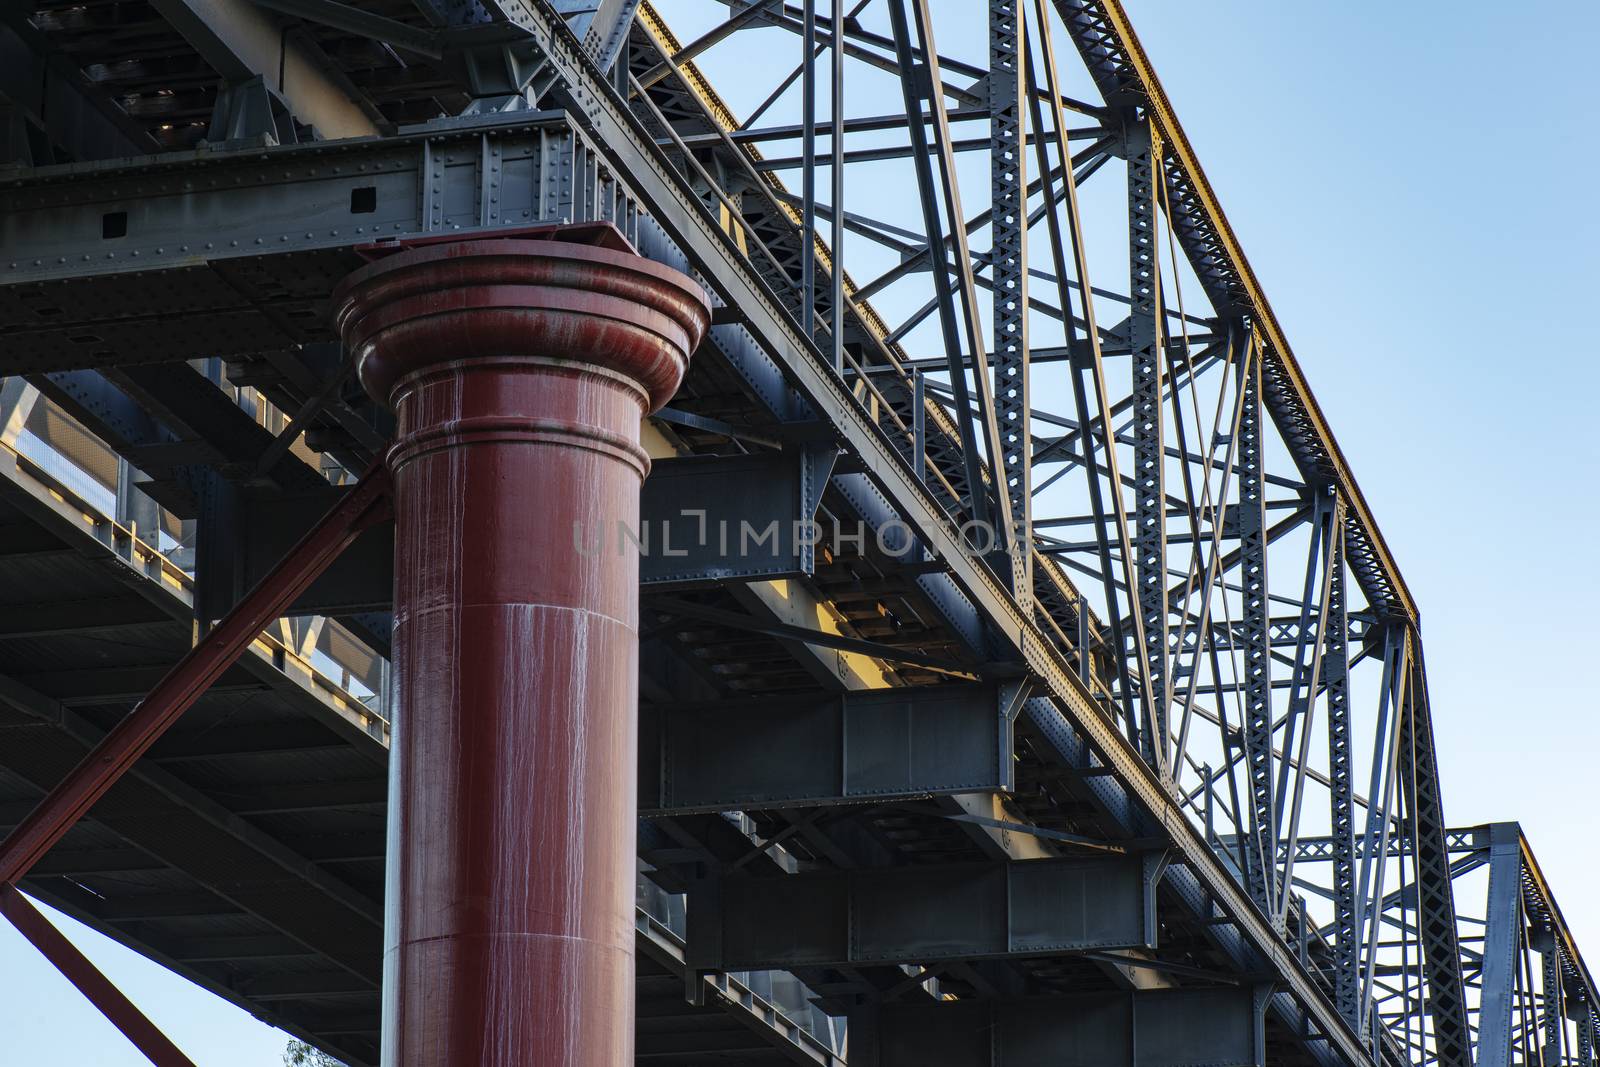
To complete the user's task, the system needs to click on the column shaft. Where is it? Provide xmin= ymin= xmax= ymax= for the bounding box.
xmin=336 ymin=232 xmax=708 ymax=1066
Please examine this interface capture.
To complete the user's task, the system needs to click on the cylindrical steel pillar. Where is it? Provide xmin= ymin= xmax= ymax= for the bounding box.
xmin=334 ymin=234 xmax=709 ymax=1066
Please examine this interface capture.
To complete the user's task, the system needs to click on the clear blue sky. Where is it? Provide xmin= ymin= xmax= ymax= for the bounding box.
xmin=1127 ymin=0 xmax=1600 ymax=953
xmin=5 ymin=1 xmax=1597 ymax=1062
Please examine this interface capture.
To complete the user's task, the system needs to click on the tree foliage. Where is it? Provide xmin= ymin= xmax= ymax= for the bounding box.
xmin=283 ymin=1039 xmax=345 ymax=1066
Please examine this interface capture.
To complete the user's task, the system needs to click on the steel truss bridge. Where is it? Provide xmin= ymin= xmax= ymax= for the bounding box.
xmin=0 ymin=1 xmax=1586 ymax=1065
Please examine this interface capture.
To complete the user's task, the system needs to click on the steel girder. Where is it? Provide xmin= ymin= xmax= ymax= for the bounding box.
xmin=853 ymin=987 xmax=1270 ymax=1067
xmin=686 ymin=854 xmax=1159 ymax=971
xmin=635 ymin=909 xmax=847 ymax=1067
xmin=179 ymin=448 xmax=845 ymax=614
xmin=0 ymin=114 xmax=636 ymax=301
xmin=641 ymin=684 xmax=1012 ymax=813
xmin=883 ymin=0 xmax=1015 ymax=579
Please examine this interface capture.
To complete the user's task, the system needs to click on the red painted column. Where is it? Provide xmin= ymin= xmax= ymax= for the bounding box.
xmin=334 ymin=232 xmax=709 ymax=1066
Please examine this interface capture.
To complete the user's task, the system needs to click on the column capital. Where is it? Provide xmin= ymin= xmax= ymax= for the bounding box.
xmin=333 ymin=231 xmax=710 ymax=412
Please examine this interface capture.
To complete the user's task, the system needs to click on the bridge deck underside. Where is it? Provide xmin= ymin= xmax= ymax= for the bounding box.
xmin=0 ymin=386 xmax=1334 ymax=1065
xmin=0 ymin=455 xmax=872 ymax=1066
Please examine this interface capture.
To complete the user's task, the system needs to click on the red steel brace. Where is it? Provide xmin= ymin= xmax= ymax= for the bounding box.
xmin=0 ymin=461 xmax=392 ymax=885
xmin=0 ymin=461 xmax=390 ymax=1067
xmin=1 ymin=884 xmax=199 ymax=1067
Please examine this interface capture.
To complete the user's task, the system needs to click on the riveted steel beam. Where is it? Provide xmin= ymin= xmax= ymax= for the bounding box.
xmin=641 ymin=683 xmax=1009 ymax=814
xmin=687 ymin=854 xmax=1158 ymax=971
xmin=851 ymin=986 xmax=1270 ymax=1067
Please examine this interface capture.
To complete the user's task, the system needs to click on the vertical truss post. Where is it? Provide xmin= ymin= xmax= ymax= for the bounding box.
xmin=0 ymin=463 xmax=391 ymax=886
xmin=1 ymin=885 xmax=197 ymax=1067
xmin=828 ymin=0 xmax=844 ymax=370
xmin=1540 ymin=927 xmax=1564 ymax=1066
xmin=913 ymin=368 xmax=927 ymax=483
xmin=1125 ymin=113 xmax=1167 ymax=774
xmin=1579 ymin=998 xmax=1594 ymax=1067
xmin=989 ymin=0 xmax=1030 ymax=609
xmin=1236 ymin=332 xmax=1275 ymax=917
xmin=1322 ymin=517 xmax=1360 ymax=1029
xmin=1479 ymin=823 xmax=1524 ymax=1067
xmin=1401 ymin=637 xmax=1473 ymax=1067
xmin=801 ymin=0 xmax=817 ymax=338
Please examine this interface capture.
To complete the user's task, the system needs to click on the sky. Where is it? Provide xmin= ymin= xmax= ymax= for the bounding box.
xmin=5 ymin=1 xmax=1599 ymax=1063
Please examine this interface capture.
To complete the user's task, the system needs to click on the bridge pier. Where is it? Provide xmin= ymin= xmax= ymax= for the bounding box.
xmin=335 ymin=229 xmax=708 ymax=1066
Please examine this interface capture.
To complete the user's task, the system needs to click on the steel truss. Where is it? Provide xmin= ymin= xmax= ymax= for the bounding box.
xmin=1317 ymin=825 xmax=1600 ymax=1067
xmin=0 ymin=0 xmax=1567 ymax=1065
